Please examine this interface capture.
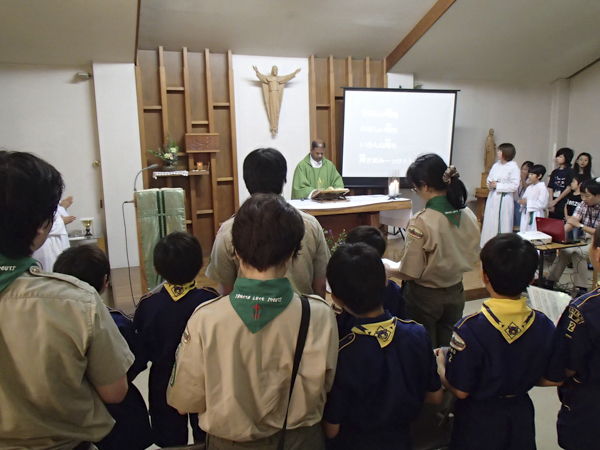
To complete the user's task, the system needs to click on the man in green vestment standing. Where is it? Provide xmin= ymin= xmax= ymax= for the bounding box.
xmin=291 ymin=140 xmax=344 ymax=199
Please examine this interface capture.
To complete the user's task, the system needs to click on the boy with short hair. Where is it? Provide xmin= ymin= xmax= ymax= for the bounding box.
xmin=53 ymin=245 xmax=153 ymax=450
xmin=551 ymin=226 xmax=600 ymax=449
xmin=549 ymin=147 xmax=576 ymax=220
xmin=134 ymin=231 xmax=219 ymax=447
xmin=338 ymin=225 xmax=406 ymax=336
xmin=167 ymin=194 xmax=338 ymax=449
xmin=518 ymin=164 xmax=549 ymax=232
xmin=323 ymin=242 xmax=443 ymax=450
xmin=436 ymin=234 xmax=562 ymax=450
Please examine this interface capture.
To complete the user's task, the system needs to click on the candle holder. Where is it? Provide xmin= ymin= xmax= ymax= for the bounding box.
xmin=388 ymin=171 xmax=400 ymax=199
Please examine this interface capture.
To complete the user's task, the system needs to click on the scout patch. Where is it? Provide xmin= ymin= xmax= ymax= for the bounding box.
xmin=229 ymin=278 xmax=294 ymax=334
xmin=407 ymin=225 xmax=424 ymax=240
xmin=165 ymin=280 xmax=197 ymax=301
xmin=481 ymin=298 xmax=535 ymax=344
xmin=182 ymin=326 xmax=191 ymax=344
xmin=352 ymin=317 xmax=397 ymax=348
xmin=450 ymin=331 xmax=466 ymax=351
xmin=426 ymin=195 xmax=462 ymax=227
xmin=568 ymin=306 xmax=584 ymax=325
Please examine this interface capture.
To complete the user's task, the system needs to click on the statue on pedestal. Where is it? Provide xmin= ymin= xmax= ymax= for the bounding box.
xmin=253 ymin=65 xmax=301 ymax=135
xmin=482 ymin=128 xmax=497 ymax=188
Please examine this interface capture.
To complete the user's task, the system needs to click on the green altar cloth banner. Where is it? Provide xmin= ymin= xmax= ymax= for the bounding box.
xmin=136 ymin=188 xmax=186 ymax=291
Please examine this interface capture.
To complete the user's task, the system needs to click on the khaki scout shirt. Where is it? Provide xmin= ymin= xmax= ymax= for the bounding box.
xmin=399 ymin=206 xmax=480 ymax=289
xmin=167 ymin=294 xmax=338 ymax=442
xmin=206 ymin=208 xmax=330 ymax=295
xmin=0 ymin=268 xmax=134 ymax=450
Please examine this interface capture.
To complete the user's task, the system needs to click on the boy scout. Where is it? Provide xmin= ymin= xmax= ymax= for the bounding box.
xmin=552 ymin=225 xmax=600 ymax=450
xmin=134 ymin=231 xmax=218 ymax=447
xmin=206 ymin=147 xmax=329 ymax=298
xmin=0 ymin=151 xmax=133 ymax=450
xmin=168 ymin=194 xmax=338 ymax=449
xmin=436 ymin=234 xmax=562 ymax=450
xmin=54 ymin=245 xmax=153 ymax=450
xmin=323 ymin=243 xmax=442 ymax=450
xmin=336 ymin=225 xmax=406 ymax=337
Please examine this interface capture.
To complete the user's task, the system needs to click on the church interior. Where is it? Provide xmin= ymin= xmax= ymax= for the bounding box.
xmin=1 ymin=0 xmax=600 ymax=448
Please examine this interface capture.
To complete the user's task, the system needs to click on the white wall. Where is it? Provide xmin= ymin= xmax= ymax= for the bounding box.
xmin=92 ymin=62 xmax=142 ymax=268
xmin=567 ymin=61 xmax=600 ymax=160
xmin=232 ymin=55 xmax=310 ymax=202
xmin=414 ymin=78 xmax=554 ymax=197
xmin=0 ymin=63 xmax=104 ymax=235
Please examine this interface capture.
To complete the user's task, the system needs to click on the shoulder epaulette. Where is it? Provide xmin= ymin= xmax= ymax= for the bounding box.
xmin=303 ymin=294 xmax=329 ymax=306
xmin=339 ymin=333 xmax=355 ymax=352
xmin=137 ymin=291 xmax=154 ymax=305
xmin=200 ymin=286 xmax=220 ymax=296
xmin=397 ymin=317 xmax=421 ymax=326
xmin=412 ymin=208 xmax=427 ymax=219
xmin=573 ymin=289 xmax=600 ymax=308
xmin=190 ymin=295 xmax=224 ymax=316
xmin=456 ymin=311 xmax=480 ymax=329
xmin=107 ymin=307 xmax=133 ymax=321
xmin=28 ymin=266 xmax=96 ymax=294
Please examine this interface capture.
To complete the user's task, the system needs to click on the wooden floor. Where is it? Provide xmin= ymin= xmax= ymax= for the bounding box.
xmin=108 ymin=236 xmax=487 ymax=315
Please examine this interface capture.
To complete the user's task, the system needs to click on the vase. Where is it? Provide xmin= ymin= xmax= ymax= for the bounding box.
xmin=162 ymin=161 xmax=178 ymax=171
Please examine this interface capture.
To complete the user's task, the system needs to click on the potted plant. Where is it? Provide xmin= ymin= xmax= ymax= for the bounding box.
xmin=148 ymin=135 xmax=179 ymax=170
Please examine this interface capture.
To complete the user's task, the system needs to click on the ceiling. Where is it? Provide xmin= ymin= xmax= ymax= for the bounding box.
xmin=0 ymin=0 xmax=138 ymax=67
xmin=1 ymin=0 xmax=599 ymax=84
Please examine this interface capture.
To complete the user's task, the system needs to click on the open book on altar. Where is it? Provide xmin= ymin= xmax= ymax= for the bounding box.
xmin=527 ymin=285 xmax=571 ymax=325
xmin=310 ymin=188 xmax=350 ymax=202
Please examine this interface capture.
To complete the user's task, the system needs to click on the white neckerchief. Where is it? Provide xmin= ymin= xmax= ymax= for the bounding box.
xmin=310 ymin=154 xmax=323 ymax=168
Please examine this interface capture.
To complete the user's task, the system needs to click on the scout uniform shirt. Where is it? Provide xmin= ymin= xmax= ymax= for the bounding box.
xmin=399 ymin=196 xmax=480 ymax=288
xmin=552 ymin=287 xmax=600 ymax=449
xmin=206 ymin=207 xmax=329 ymax=296
xmin=134 ymin=282 xmax=219 ymax=445
xmin=445 ymin=297 xmax=559 ymax=449
xmin=0 ymin=255 xmax=134 ymax=450
xmin=291 ymin=154 xmax=344 ymax=199
xmin=324 ymin=312 xmax=441 ymax=449
xmin=167 ymin=277 xmax=338 ymax=442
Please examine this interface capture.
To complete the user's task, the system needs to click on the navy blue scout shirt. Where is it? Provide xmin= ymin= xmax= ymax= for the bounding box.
xmin=553 ymin=288 xmax=600 ymax=385
xmin=134 ymin=285 xmax=219 ymax=378
xmin=336 ymin=280 xmax=406 ymax=338
xmin=324 ymin=311 xmax=441 ymax=449
xmin=98 ymin=309 xmax=153 ymax=450
xmin=445 ymin=299 xmax=559 ymax=399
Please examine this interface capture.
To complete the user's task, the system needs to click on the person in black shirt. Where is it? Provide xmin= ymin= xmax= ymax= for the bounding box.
xmin=548 ymin=147 xmax=576 ymax=220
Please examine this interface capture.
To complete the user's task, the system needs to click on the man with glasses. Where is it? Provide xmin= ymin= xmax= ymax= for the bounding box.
xmin=546 ymin=179 xmax=600 ymax=296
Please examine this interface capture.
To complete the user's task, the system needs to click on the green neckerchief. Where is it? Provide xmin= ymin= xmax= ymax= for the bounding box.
xmin=426 ymin=195 xmax=462 ymax=227
xmin=229 ymin=277 xmax=294 ymax=334
xmin=481 ymin=297 xmax=535 ymax=344
xmin=352 ymin=316 xmax=397 ymax=348
xmin=0 ymin=253 xmax=38 ymax=293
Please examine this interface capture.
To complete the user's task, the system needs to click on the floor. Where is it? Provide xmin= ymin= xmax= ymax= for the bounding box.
xmin=109 ymin=235 xmax=593 ymax=449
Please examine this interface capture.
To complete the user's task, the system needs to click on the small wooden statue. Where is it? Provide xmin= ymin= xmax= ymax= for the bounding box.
xmin=482 ymin=128 xmax=497 ymax=188
xmin=253 ymin=65 xmax=301 ymax=135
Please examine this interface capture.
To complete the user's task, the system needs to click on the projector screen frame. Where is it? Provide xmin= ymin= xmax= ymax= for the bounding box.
xmin=340 ymin=87 xmax=459 ymax=189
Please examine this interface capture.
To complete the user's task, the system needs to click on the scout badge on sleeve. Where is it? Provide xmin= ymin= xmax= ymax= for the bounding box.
xmin=450 ymin=331 xmax=466 ymax=351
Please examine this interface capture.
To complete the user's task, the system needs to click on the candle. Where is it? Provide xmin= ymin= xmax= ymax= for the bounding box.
xmin=196 ymin=162 xmax=203 ymax=171
xmin=389 ymin=180 xmax=399 ymax=197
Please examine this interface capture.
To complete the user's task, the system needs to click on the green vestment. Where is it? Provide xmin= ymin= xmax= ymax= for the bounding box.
xmin=291 ymin=154 xmax=344 ymax=199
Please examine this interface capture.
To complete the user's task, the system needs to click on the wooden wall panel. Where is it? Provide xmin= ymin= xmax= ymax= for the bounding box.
xmin=309 ymin=55 xmax=386 ymax=195
xmin=138 ymin=51 xmax=160 ymax=106
xmin=214 ymin=108 xmax=232 ymax=178
xmin=187 ymin=53 xmax=208 ymax=122
xmin=164 ymin=51 xmax=183 ymax=87
xmin=136 ymin=48 xmax=239 ymax=264
xmin=210 ymin=53 xmax=229 ymax=104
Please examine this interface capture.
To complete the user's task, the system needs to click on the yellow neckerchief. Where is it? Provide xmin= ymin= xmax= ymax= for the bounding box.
xmin=481 ymin=297 xmax=535 ymax=344
xmin=352 ymin=317 xmax=397 ymax=348
xmin=164 ymin=280 xmax=197 ymax=301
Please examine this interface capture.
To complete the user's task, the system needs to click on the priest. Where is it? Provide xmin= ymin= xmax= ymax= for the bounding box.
xmin=291 ymin=139 xmax=344 ymax=199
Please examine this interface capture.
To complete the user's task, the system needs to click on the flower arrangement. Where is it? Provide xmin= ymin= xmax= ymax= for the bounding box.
xmin=323 ymin=229 xmax=346 ymax=254
xmin=148 ymin=135 xmax=179 ymax=168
